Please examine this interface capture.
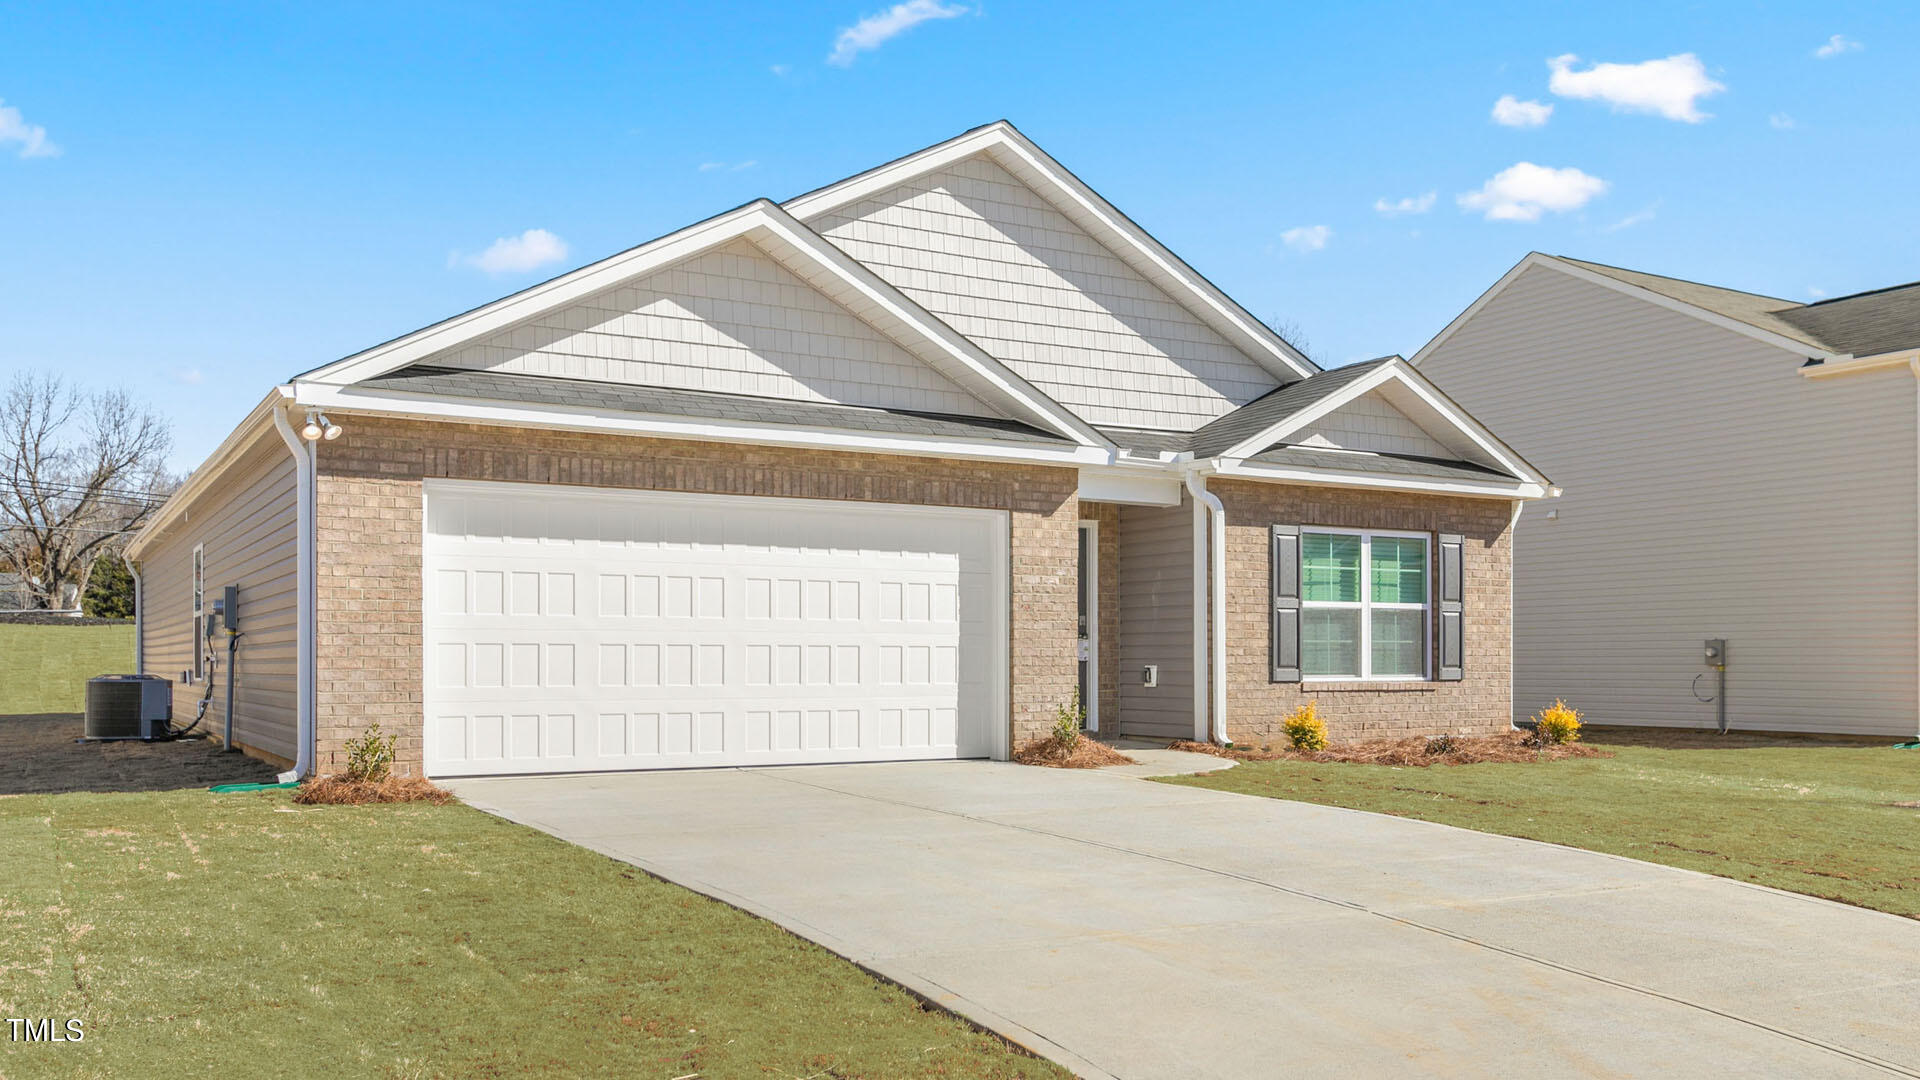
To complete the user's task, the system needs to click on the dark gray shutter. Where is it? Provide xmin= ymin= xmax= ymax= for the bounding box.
xmin=1437 ymin=532 xmax=1464 ymax=681
xmin=1271 ymin=525 xmax=1301 ymax=682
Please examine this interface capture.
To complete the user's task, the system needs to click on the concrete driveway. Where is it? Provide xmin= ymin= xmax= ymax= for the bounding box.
xmin=452 ymin=762 xmax=1920 ymax=1079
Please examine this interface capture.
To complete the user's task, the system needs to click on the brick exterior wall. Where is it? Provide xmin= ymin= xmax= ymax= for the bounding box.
xmin=1212 ymin=479 xmax=1514 ymax=744
xmin=311 ymin=417 xmax=1079 ymax=776
xmin=1077 ymin=502 xmax=1121 ymax=728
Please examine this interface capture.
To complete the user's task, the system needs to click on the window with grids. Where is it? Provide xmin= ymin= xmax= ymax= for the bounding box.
xmin=1299 ymin=530 xmax=1429 ymax=680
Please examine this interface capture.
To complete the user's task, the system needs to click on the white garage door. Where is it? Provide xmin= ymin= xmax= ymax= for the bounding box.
xmin=421 ymin=480 xmax=1009 ymax=777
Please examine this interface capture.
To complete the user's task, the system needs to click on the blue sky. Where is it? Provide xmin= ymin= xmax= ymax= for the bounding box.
xmin=3 ymin=1 xmax=1914 ymax=471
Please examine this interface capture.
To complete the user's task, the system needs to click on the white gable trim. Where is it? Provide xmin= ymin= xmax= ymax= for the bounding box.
xmin=782 ymin=121 xmax=1319 ymax=384
xmin=1211 ymin=457 xmax=1548 ymax=500
xmin=1409 ymin=253 xmax=1842 ymax=369
xmin=291 ymin=382 xmax=1110 ymax=468
xmin=1213 ymin=359 xmax=1552 ymax=487
xmin=295 ymin=200 xmax=1108 ymax=448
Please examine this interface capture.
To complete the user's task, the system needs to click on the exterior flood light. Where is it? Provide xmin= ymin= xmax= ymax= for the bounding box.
xmin=301 ymin=410 xmax=343 ymax=442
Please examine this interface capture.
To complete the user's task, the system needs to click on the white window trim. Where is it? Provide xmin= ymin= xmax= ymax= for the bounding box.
xmin=191 ymin=543 xmax=206 ymax=682
xmin=1300 ymin=526 xmax=1431 ymax=682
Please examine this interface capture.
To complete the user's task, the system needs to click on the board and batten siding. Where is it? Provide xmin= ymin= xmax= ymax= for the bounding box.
xmin=136 ymin=432 xmax=300 ymax=761
xmin=809 ymin=154 xmax=1281 ymax=431
xmin=1418 ymin=264 xmax=1919 ymax=737
xmin=430 ymin=238 xmax=999 ymax=418
xmin=1116 ymin=493 xmax=1196 ymax=738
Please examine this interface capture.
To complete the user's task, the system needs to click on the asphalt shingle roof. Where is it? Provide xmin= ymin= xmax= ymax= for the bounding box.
xmin=1246 ymin=446 xmax=1512 ymax=482
xmin=1184 ymin=358 xmax=1394 ymax=457
xmin=1559 ymin=257 xmax=1920 ymax=358
xmin=363 ymin=365 xmax=1070 ymax=445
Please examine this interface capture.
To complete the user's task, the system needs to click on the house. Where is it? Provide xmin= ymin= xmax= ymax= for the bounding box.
xmin=1416 ymin=253 xmax=1920 ymax=738
xmin=123 ymin=122 xmax=1552 ymax=778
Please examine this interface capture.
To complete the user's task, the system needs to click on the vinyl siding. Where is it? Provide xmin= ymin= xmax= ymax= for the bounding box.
xmin=1292 ymin=391 xmax=1452 ymax=458
xmin=810 ymin=154 xmax=1281 ymax=431
xmin=1117 ymin=493 xmax=1196 ymax=738
xmin=429 ymin=238 xmax=999 ymax=418
xmin=137 ymin=432 xmax=299 ymax=760
xmin=1419 ymin=264 xmax=1919 ymax=737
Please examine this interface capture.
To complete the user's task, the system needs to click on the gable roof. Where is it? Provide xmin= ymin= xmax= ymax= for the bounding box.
xmin=1776 ymin=281 xmax=1920 ymax=358
xmin=1415 ymin=253 xmax=1920 ymax=369
xmin=294 ymin=199 xmax=1108 ymax=448
xmin=1089 ymin=355 xmax=1551 ymax=489
xmin=781 ymin=120 xmax=1319 ymax=385
xmin=362 ymin=365 xmax=1069 ymax=445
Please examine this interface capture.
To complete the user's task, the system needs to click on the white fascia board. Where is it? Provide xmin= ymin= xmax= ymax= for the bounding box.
xmin=1076 ymin=465 xmax=1184 ymax=507
xmin=1212 ymin=457 xmax=1546 ymax=500
xmin=1216 ymin=359 xmax=1552 ymax=488
xmin=1799 ymin=350 xmax=1917 ymax=380
xmin=782 ymin=121 xmax=1318 ymax=384
xmin=292 ymin=383 xmax=1112 ymax=468
xmin=125 ymin=388 xmax=291 ymax=561
xmin=1410 ymin=253 xmax=1838 ymax=367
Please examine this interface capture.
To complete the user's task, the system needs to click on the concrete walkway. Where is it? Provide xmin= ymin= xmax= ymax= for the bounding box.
xmin=452 ymin=762 xmax=1920 ymax=1079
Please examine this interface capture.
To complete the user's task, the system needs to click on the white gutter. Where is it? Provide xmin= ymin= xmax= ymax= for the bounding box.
xmin=125 ymin=554 xmax=143 ymax=674
xmin=271 ymin=402 xmax=318 ymax=780
xmin=1799 ymin=349 xmax=1920 ymax=380
xmin=1184 ymin=470 xmax=1229 ymax=745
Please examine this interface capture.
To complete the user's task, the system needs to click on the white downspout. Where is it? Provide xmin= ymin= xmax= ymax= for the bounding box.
xmin=1185 ymin=470 xmax=1229 ymax=745
xmin=271 ymin=403 xmax=317 ymax=779
xmin=125 ymin=554 xmax=143 ymax=674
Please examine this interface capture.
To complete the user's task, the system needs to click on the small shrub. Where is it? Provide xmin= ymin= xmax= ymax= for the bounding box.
xmin=343 ymin=724 xmax=398 ymax=782
xmin=1282 ymin=701 xmax=1328 ymax=751
xmin=1424 ymin=733 xmax=1460 ymax=756
xmin=1531 ymin=699 xmax=1582 ymax=745
xmin=1052 ymin=689 xmax=1085 ymax=751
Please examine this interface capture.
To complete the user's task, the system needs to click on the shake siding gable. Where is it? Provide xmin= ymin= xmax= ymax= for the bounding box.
xmin=135 ymin=434 xmax=300 ymax=762
xmin=810 ymin=154 xmax=1280 ymax=431
xmin=1291 ymin=391 xmax=1453 ymax=458
xmin=1419 ymin=264 xmax=1920 ymax=737
xmin=429 ymin=238 xmax=1002 ymax=418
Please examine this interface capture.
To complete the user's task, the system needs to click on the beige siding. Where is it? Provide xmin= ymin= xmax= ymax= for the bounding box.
xmin=1293 ymin=391 xmax=1452 ymax=457
xmin=1419 ymin=264 xmax=1919 ymax=737
xmin=137 ymin=433 xmax=299 ymax=760
xmin=430 ymin=238 xmax=999 ymax=417
xmin=1117 ymin=494 xmax=1196 ymax=737
xmin=810 ymin=154 xmax=1280 ymax=431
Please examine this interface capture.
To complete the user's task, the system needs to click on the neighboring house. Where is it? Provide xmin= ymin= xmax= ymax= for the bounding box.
xmin=1417 ymin=253 xmax=1920 ymax=738
xmin=124 ymin=122 xmax=1551 ymax=778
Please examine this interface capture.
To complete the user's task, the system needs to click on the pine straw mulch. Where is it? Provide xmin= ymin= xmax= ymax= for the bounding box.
xmin=1013 ymin=735 xmax=1137 ymax=769
xmin=1168 ymin=730 xmax=1612 ymax=768
xmin=293 ymin=775 xmax=456 ymax=805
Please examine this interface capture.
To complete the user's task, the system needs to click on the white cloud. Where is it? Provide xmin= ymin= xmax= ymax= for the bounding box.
xmin=770 ymin=64 xmax=791 ymax=76
xmin=1807 ymin=286 xmax=1828 ymax=299
xmin=1769 ymin=112 xmax=1796 ymax=130
xmin=1280 ymin=225 xmax=1332 ymax=253
xmin=1547 ymin=53 xmax=1725 ymax=122
xmin=0 ymin=99 xmax=59 ymax=158
xmin=171 ymin=368 xmax=205 ymax=385
xmin=456 ymin=229 xmax=570 ymax=274
xmin=698 ymin=160 xmax=758 ymax=172
xmin=1491 ymin=95 xmax=1553 ymax=128
xmin=828 ymin=0 xmax=968 ymax=66
xmin=1814 ymin=34 xmax=1861 ymax=59
xmin=1373 ymin=192 xmax=1436 ymax=216
xmin=1457 ymin=162 xmax=1608 ymax=222
xmin=1603 ymin=202 xmax=1659 ymax=232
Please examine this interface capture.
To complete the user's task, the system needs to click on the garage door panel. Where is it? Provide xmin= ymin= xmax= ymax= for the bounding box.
xmin=423 ymin=483 xmax=1005 ymax=777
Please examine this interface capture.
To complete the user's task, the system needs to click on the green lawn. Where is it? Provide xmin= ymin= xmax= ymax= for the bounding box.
xmin=0 ymin=789 xmax=1063 ymax=1079
xmin=1162 ymin=730 xmax=1920 ymax=918
xmin=0 ymin=623 xmax=135 ymax=713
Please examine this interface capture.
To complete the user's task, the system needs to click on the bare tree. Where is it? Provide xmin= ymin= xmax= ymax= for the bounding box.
xmin=1267 ymin=317 xmax=1316 ymax=364
xmin=0 ymin=373 xmax=174 ymax=610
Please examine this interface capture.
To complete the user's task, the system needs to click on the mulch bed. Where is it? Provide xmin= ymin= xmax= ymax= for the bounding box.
xmin=0 ymin=713 xmax=279 ymax=795
xmin=0 ymin=612 xmax=135 ymax=626
xmin=293 ymin=775 xmax=454 ymax=805
xmin=1013 ymin=735 xmax=1137 ymax=769
xmin=1169 ymin=731 xmax=1612 ymax=768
